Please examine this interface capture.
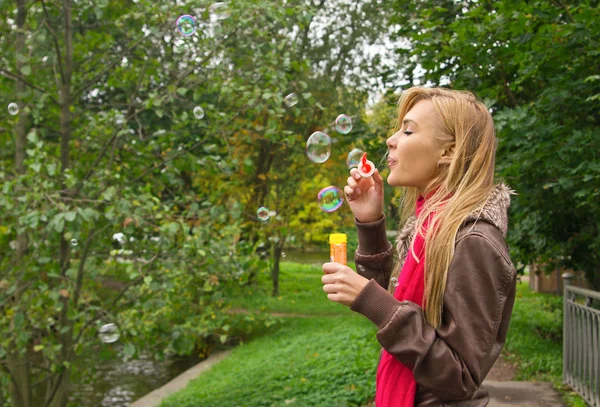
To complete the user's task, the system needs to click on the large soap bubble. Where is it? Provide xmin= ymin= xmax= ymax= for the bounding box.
xmin=318 ymin=186 xmax=344 ymax=212
xmin=306 ymin=132 xmax=331 ymax=164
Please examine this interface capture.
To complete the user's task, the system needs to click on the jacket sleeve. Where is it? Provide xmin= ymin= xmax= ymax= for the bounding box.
xmin=353 ymin=213 xmax=395 ymax=289
xmin=349 ymin=232 xmax=517 ymax=400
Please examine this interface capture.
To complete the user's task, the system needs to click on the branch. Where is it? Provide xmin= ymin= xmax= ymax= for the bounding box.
xmin=41 ymin=0 xmax=65 ymax=84
xmin=0 ymin=68 xmax=58 ymax=104
xmin=74 ymin=34 xmax=148 ymax=97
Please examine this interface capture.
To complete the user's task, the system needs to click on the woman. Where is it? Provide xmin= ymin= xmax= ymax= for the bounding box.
xmin=321 ymin=86 xmax=518 ymax=406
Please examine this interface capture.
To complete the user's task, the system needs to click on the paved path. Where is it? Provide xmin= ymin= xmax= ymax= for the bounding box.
xmin=482 ymin=381 xmax=566 ymax=406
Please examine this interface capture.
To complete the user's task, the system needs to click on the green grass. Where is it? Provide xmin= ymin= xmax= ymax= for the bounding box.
xmin=222 ymin=261 xmax=358 ymax=316
xmin=160 ymin=260 xmax=379 ymax=407
xmin=160 ymin=261 xmax=589 ymax=407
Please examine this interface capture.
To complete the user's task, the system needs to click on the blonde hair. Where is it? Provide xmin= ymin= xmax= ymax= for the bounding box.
xmin=388 ymin=86 xmax=498 ymax=330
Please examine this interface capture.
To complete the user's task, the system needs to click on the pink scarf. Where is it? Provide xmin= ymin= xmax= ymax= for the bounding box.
xmin=375 ymin=190 xmax=441 ymax=407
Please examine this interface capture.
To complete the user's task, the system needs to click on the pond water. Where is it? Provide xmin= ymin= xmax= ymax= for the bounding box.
xmin=29 ymin=252 xmax=329 ymax=407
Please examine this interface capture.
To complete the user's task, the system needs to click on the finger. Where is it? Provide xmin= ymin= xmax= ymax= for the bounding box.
xmin=347 ymin=176 xmax=358 ymax=189
xmin=344 ymin=185 xmax=355 ymax=201
xmin=350 ymin=168 xmax=362 ymax=180
xmin=323 ymin=262 xmax=342 ymax=274
xmin=373 ymin=169 xmax=384 ymax=194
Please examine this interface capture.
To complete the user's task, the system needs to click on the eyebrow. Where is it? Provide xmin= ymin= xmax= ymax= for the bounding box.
xmin=402 ymin=119 xmax=418 ymax=126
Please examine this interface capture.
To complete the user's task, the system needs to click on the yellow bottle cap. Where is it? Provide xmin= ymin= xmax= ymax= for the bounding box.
xmin=329 ymin=233 xmax=347 ymax=244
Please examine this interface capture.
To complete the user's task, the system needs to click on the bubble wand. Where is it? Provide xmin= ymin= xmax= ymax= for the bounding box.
xmin=356 ymin=152 xmax=375 ymax=178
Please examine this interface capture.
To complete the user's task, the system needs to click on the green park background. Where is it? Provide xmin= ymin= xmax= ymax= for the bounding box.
xmin=0 ymin=0 xmax=598 ymax=406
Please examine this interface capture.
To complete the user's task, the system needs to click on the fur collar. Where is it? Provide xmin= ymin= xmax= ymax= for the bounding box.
xmin=394 ymin=183 xmax=517 ymax=263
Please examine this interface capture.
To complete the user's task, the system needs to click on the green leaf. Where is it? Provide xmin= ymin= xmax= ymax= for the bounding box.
xmin=20 ymin=65 xmax=32 ymax=76
xmin=64 ymin=211 xmax=76 ymax=222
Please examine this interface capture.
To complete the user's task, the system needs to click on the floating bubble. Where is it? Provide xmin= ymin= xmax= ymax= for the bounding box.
xmin=268 ymin=210 xmax=277 ymax=217
xmin=257 ymin=207 xmax=270 ymax=221
xmin=391 ymin=277 xmax=399 ymax=287
xmin=335 ymin=114 xmax=353 ymax=134
xmin=209 ymin=2 xmax=230 ymax=21
xmin=283 ymin=93 xmax=298 ymax=108
xmin=8 ymin=103 xmax=19 ymax=116
xmin=306 ymin=132 xmax=331 ymax=164
xmin=70 ymin=239 xmax=78 ymax=247
xmin=318 ymin=186 xmax=344 ymax=213
xmin=193 ymin=106 xmax=204 ymax=119
xmin=346 ymin=148 xmax=364 ymax=169
xmin=282 ymin=252 xmax=286 ymax=258
xmin=176 ymin=15 xmax=196 ymax=36
xmin=98 ymin=323 xmax=120 ymax=343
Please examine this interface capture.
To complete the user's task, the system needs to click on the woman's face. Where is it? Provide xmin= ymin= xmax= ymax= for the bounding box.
xmin=386 ymin=99 xmax=447 ymax=194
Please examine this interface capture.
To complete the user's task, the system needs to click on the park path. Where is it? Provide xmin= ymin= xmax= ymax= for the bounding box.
xmin=129 ymin=305 xmax=568 ymax=407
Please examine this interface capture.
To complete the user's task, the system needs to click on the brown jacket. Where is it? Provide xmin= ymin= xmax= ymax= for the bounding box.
xmin=350 ymin=183 xmax=518 ymax=406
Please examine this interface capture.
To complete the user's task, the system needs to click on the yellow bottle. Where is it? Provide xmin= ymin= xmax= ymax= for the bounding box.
xmin=329 ymin=233 xmax=347 ymax=265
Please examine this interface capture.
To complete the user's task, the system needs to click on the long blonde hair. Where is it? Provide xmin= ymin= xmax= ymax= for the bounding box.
xmin=388 ymin=86 xmax=498 ymax=330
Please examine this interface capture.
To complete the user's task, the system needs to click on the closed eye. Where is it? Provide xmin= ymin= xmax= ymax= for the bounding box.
xmin=403 ymin=131 xmax=413 ymax=135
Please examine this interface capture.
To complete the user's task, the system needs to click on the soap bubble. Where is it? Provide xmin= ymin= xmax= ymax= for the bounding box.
xmin=282 ymin=252 xmax=286 ymax=258
xmin=176 ymin=15 xmax=196 ymax=36
xmin=193 ymin=106 xmax=204 ymax=119
xmin=283 ymin=93 xmax=298 ymax=108
xmin=306 ymin=132 xmax=331 ymax=164
xmin=391 ymin=277 xmax=399 ymax=287
xmin=318 ymin=186 xmax=344 ymax=212
xmin=346 ymin=148 xmax=364 ymax=168
xmin=257 ymin=207 xmax=270 ymax=221
xmin=8 ymin=103 xmax=19 ymax=115
xmin=98 ymin=323 xmax=120 ymax=343
xmin=209 ymin=2 xmax=230 ymax=21
xmin=335 ymin=114 xmax=352 ymax=134
xmin=70 ymin=239 xmax=78 ymax=247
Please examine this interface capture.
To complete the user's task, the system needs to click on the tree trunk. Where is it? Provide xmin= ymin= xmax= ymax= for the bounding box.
xmin=48 ymin=1 xmax=74 ymax=406
xmin=270 ymin=236 xmax=287 ymax=297
xmin=7 ymin=0 xmax=33 ymax=406
xmin=271 ymin=243 xmax=281 ymax=297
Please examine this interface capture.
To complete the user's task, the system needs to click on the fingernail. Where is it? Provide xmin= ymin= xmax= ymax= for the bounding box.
xmin=354 ymin=173 xmax=361 ymax=180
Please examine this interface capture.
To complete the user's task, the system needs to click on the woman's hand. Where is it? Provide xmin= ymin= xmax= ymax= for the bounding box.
xmin=344 ymin=168 xmax=384 ymax=223
xmin=321 ymin=262 xmax=370 ymax=307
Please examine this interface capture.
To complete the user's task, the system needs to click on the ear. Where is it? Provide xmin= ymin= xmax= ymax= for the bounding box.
xmin=438 ymin=144 xmax=455 ymax=166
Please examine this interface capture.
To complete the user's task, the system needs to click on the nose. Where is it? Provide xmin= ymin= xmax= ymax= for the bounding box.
xmin=386 ymin=131 xmax=399 ymax=150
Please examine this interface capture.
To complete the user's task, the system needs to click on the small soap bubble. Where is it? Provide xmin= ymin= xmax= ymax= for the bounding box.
xmin=335 ymin=114 xmax=353 ymax=134
xmin=70 ymin=239 xmax=78 ymax=247
xmin=209 ymin=2 xmax=230 ymax=21
xmin=193 ymin=106 xmax=204 ymax=119
xmin=176 ymin=15 xmax=196 ymax=36
xmin=318 ymin=186 xmax=344 ymax=213
xmin=391 ymin=277 xmax=399 ymax=287
xmin=98 ymin=323 xmax=120 ymax=343
xmin=8 ymin=103 xmax=19 ymax=116
xmin=306 ymin=132 xmax=331 ymax=164
xmin=268 ymin=210 xmax=277 ymax=217
xmin=346 ymin=148 xmax=364 ymax=169
xmin=283 ymin=93 xmax=298 ymax=108
xmin=282 ymin=252 xmax=286 ymax=258
xmin=257 ymin=207 xmax=270 ymax=221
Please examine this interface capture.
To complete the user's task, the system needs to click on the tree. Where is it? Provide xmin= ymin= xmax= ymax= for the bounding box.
xmin=387 ymin=0 xmax=600 ymax=288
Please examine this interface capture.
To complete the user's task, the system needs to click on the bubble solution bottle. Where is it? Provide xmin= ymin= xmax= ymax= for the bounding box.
xmin=329 ymin=233 xmax=347 ymax=265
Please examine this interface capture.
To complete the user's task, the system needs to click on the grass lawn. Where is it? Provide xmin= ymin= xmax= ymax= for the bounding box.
xmin=159 ymin=261 xmax=588 ymax=407
xmin=159 ymin=261 xmax=380 ymax=407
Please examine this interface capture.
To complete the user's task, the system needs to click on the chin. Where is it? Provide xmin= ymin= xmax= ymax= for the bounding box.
xmin=387 ymin=174 xmax=405 ymax=187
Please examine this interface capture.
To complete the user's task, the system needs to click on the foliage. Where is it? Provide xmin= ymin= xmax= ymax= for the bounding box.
xmin=388 ymin=0 xmax=600 ymax=287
